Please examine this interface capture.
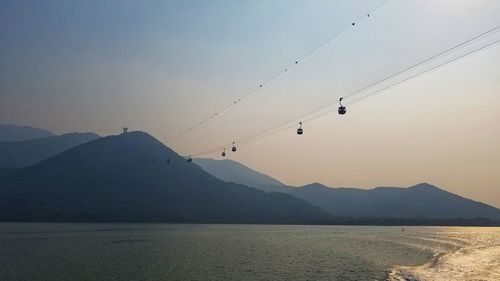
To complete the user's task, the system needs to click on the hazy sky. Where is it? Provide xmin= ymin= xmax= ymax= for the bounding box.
xmin=1 ymin=0 xmax=499 ymax=207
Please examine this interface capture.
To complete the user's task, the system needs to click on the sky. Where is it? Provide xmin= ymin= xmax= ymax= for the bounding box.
xmin=1 ymin=0 xmax=499 ymax=207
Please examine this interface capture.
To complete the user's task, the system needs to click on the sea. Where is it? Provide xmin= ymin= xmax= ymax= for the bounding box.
xmin=0 ymin=223 xmax=498 ymax=281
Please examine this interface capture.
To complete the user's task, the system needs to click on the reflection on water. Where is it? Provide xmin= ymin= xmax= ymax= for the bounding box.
xmin=0 ymin=224 xmax=498 ymax=281
xmin=388 ymin=227 xmax=500 ymax=281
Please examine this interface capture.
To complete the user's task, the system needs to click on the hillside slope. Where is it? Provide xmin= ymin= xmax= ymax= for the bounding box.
xmin=0 ymin=132 xmax=329 ymax=223
xmin=0 ymin=132 xmax=100 ymax=168
xmin=194 ymin=158 xmax=286 ymax=193
xmin=290 ymin=183 xmax=500 ymax=219
xmin=0 ymin=124 xmax=54 ymax=141
xmin=194 ymin=158 xmax=500 ymax=219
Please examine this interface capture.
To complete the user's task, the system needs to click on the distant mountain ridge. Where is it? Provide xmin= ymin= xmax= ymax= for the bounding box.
xmin=0 ymin=124 xmax=54 ymax=141
xmin=194 ymin=158 xmax=500 ymax=220
xmin=1 ymin=128 xmax=498 ymax=224
xmin=194 ymin=158 xmax=285 ymax=191
xmin=0 ymin=132 xmax=100 ymax=168
xmin=290 ymin=182 xmax=500 ymax=219
xmin=0 ymin=131 xmax=329 ymax=223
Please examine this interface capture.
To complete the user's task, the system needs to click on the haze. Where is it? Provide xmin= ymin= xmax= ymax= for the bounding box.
xmin=1 ymin=0 xmax=499 ymax=207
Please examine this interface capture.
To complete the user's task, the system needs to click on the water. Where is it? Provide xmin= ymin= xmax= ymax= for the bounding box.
xmin=0 ymin=224 xmax=498 ymax=281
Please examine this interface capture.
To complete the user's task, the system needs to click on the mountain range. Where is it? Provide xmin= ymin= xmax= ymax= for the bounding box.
xmin=0 ymin=125 xmax=499 ymax=224
xmin=289 ymin=183 xmax=500 ymax=219
xmin=194 ymin=158 xmax=500 ymax=220
xmin=0 ymin=131 xmax=328 ymax=223
xmin=0 ymin=124 xmax=54 ymax=141
xmin=193 ymin=158 xmax=285 ymax=192
xmin=0 ymin=132 xmax=100 ymax=168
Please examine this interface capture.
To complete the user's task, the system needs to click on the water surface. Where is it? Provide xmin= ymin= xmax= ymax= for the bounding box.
xmin=0 ymin=224 xmax=498 ymax=281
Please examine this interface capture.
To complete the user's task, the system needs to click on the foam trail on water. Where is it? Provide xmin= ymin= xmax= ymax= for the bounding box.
xmin=388 ymin=228 xmax=500 ymax=281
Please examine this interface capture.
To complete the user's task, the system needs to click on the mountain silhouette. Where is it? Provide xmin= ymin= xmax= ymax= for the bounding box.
xmin=291 ymin=183 xmax=500 ymax=219
xmin=194 ymin=157 xmax=291 ymax=194
xmin=0 ymin=131 xmax=329 ymax=223
xmin=0 ymin=124 xmax=54 ymax=141
xmin=0 ymin=132 xmax=100 ymax=168
xmin=194 ymin=158 xmax=286 ymax=193
xmin=193 ymin=158 xmax=500 ymax=219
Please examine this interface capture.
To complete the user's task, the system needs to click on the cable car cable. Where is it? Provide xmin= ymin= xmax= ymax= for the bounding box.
xmin=165 ymin=0 xmax=391 ymax=143
xmin=190 ymin=38 xmax=500 ymax=157
xmin=341 ymin=25 xmax=500 ymax=102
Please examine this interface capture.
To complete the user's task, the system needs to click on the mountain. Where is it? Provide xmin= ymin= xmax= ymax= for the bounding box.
xmin=193 ymin=158 xmax=500 ymax=220
xmin=0 ymin=124 xmax=55 ymax=141
xmin=194 ymin=158 xmax=287 ymax=193
xmin=0 ymin=131 xmax=329 ymax=223
xmin=290 ymin=183 xmax=500 ymax=219
xmin=0 ymin=132 xmax=100 ymax=168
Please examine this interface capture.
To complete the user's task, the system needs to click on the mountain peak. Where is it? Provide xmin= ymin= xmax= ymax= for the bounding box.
xmin=113 ymin=131 xmax=171 ymax=150
xmin=56 ymin=130 xmax=185 ymax=166
xmin=301 ymin=182 xmax=330 ymax=189
xmin=115 ymin=130 xmax=154 ymax=141
xmin=0 ymin=131 xmax=330 ymax=223
xmin=95 ymin=131 xmax=167 ymax=151
xmin=408 ymin=182 xmax=440 ymax=190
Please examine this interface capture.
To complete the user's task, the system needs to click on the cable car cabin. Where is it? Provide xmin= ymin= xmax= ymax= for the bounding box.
xmin=222 ymin=151 xmax=226 ymax=157
xmin=338 ymin=106 xmax=346 ymax=115
xmin=297 ymin=122 xmax=303 ymax=135
xmin=232 ymin=142 xmax=237 ymax=152
xmin=338 ymin=97 xmax=346 ymax=115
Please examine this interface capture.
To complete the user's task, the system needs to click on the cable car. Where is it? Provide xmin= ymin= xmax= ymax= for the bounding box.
xmin=187 ymin=156 xmax=192 ymax=163
xmin=297 ymin=122 xmax=303 ymax=135
xmin=232 ymin=142 xmax=237 ymax=152
xmin=338 ymin=97 xmax=346 ymax=115
xmin=222 ymin=148 xmax=226 ymax=157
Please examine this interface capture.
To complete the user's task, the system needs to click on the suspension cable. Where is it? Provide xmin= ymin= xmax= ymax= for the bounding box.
xmin=190 ymin=36 xmax=500 ymax=157
xmin=166 ymin=0 xmax=391 ymax=143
